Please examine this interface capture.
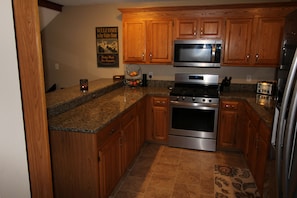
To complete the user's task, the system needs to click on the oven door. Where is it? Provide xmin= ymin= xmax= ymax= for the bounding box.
xmin=169 ymin=101 xmax=219 ymax=139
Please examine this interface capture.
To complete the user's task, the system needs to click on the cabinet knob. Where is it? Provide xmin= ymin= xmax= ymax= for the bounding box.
xmin=142 ymin=53 xmax=145 ymax=60
xmin=149 ymin=53 xmax=152 ymax=60
xmin=255 ymin=54 xmax=259 ymax=62
xmin=246 ymin=54 xmax=250 ymax=62
xmin=109 ymin=128 xmax=116 ymax=135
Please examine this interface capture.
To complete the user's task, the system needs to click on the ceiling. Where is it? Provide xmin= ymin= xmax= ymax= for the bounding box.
xmin=49 ymin=0 xmax=177 ymax=6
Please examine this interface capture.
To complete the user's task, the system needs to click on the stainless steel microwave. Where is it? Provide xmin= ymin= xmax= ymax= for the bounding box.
xmin=173 ymin=40 xmax=222 ymax=68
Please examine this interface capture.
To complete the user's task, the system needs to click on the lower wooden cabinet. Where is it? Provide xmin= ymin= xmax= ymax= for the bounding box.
xmin=253 ymin=120 xmax=271 ymax=194
xmin=99 ymin=128 xmax=122 ymax=198
xmin=218 ymin=99 xmax=272 ymax=196
xmin=50 ymin=100 xmax=145 ymax=198
xmin=146 ymin=96 xmax=169 ymax=143
xmin=121 ymin=106 xmax=138 ymax=173
xmin=218 ymin=100 xmax=241 ymax=150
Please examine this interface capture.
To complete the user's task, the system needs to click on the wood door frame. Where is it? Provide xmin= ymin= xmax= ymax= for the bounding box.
xmin=13 ymin=0 xmax=53 ymax=197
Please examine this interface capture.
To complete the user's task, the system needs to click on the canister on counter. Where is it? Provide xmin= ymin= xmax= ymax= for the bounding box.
xmin=80 ymin=79 xmax=88 ymax=92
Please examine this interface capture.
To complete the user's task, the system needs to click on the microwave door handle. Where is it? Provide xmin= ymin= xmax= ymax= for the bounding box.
xmin=211 ymin=45 xmax=216 ymax=62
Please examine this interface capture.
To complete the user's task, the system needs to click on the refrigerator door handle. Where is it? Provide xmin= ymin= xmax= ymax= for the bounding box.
xmin=283 ymin=80 xmax=297 ymax=197
xmin=276 ymin=49 xmax=297 ymax=197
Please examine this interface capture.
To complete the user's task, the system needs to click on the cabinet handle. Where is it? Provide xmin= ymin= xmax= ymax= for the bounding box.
xmin=255 ymin=54 xmax=259 ymax=62
xmin=109 ymin=128 xmax=116 ymax=135
xmin=149 ymin=53 xmax=152 ymax=60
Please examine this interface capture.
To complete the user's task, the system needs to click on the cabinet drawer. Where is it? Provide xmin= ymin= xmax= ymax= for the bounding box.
xmin=97 ymin=118 xmax=121 ymax=147
xmin=221 ymin=100 xmax=239 ymax=110
xmin=152 ymin=97 xmax=168 ymax=106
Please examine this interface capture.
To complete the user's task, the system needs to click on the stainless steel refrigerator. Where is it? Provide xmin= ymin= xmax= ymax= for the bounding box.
xmin=271 ymin=9 xmax=297 ymax=198
xmin=272 ymin=48 xmax=297 ymax=198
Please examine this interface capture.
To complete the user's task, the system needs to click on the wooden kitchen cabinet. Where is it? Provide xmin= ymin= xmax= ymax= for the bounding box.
xmin=98 ymin=125 xmax=122 ymax=198
xmin=244 ymin=103 xmax=260 ymax=170
xmin=218 ymin=100 xmax=241 ymax=150
xmin=175 ymin=17 xmax=222 ymax=39
xmin=122 ymin=20 xmax=146 ymax=63
xmin=136 ymin=97 xmax=146 ymax=151
xmin=123 ymin=19 xmax=173 ymax=64
xmin=121 ymin=106 xmax=138 ymax=173
xmin=254 ymin=120 xmax=271 ymax=195
xmin=223 ymin=17 xmax=284 ymax=66
xmin=252 ymin=17 xmax=284 ymax=66
xmin=146 ymin=96 xmax=169 ymax=143
xmin=223 ymin=18 xmax=253 ymax=65
xmin=50 ymin=100 xmax=147 ymax=198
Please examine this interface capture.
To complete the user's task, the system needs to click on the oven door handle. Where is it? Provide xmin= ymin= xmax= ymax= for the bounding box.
xmin=170 ymin=100 xmax=219 ymax=108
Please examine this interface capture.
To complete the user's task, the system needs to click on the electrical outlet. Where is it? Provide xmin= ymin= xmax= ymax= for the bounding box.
xmin=148 ymin=72 xmax=153 ymax=79
xmin=246 ymin=75 xmax=252 ymax=82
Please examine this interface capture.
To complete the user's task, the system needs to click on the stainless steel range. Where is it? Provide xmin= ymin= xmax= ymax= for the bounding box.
xmin=168 ymin=73 xmax=219 ymax=152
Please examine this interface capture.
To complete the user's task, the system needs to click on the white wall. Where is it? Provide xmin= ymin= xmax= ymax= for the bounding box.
xmin=0 ymin=1 xmax=31 ymax=197
xmin=42 ymin=0 xmax=289 ymax=89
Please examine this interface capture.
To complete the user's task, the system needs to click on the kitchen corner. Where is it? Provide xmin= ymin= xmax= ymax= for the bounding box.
xmin=219 ymin=84 xmax=275 ymax=128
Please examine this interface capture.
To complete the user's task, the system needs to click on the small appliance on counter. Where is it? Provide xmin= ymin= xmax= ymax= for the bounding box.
xmin=256 ymin=81 xmax=276 ymax=107
xmin=124 ymin=64 xmax=142 ymax=87
xmin=256 ymin=81 xmax=276 ymax=95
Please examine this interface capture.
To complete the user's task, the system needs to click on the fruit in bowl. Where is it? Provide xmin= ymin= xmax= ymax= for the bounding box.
xmin=129 ymin=71 xmax=138 ymax=77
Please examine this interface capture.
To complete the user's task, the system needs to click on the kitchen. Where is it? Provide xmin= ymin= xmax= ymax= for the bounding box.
xmin=2 ymin=0 xmax=297 ymax=197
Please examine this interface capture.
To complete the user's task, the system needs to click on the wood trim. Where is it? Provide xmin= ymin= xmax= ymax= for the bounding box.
xmin=12 ymin=0 xmax=53 ymax=197
xmin=38 ymin=0 xmax=63 ymax=12
xmin=119 ymin=2 xmax=297 ymax=13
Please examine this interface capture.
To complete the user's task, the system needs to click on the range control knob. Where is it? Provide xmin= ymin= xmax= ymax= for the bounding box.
xmin=202 ymin=99 xmax=206 ymax=102
xmin=192 ymin=97 xmax=196 ymax=102
xmin=182 ymin=96 xmax=186 ymax=100
xmin=209 ymin=99 xmax=212 ymax=103
xmin=176 ymin=96 xmax=180 ymax=101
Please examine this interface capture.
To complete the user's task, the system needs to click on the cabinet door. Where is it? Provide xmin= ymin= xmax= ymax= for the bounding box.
xmin=218 ymin=110 xmax=238 ymax=148
xmin=218 ymin=100 xmax=239 ymax=149
xmin=137 ymin=97 xmax=146 ymax=150
xmin=175 ymin=19 xmax=198 ymax=39
xmin=254 ymin=120 xmax=271 ymax=195
xmin=252 ymin=17 xmax=284 ymax=66
xmin=199 ymin=18 xmax=222 ymax=38
xmin=147 ymin=20 xmax=173 ymax=63
xmin=247 ymin=122 xmax=258 ymax=175
xmin=223 ymin=18 xmax=253 ymax=65
xmin=123 ymin=20 xmax=146 ymax=63
xmin=99 ymin=131 xmax=122 ymax=198
xmin=121 ymin=107 xmax=138 ymax=172
xmin=152 ymin=97 xmax=169 ymax=142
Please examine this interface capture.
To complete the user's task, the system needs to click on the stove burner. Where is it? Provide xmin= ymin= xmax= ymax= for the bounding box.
xmin=170 ymin=84 xmax=219 ymax=98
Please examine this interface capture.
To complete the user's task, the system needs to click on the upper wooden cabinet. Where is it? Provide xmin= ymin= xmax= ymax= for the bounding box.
xmin=223 ymin=17 xmax=285 ymax=66
xmin=120 ymin=3 xmax=297 ymax=66
xmin=175 ymin=18 xmax=223 ymax=39
xmin=123 ymin=19 xmax=173 ymax=64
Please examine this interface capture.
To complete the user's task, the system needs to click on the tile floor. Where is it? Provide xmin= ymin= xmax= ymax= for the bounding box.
xmin=110 ymin=143 xmax=247 ymax=198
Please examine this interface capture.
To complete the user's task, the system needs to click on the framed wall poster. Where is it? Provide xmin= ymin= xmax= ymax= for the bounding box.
xmin=96 ymin=27 xmax=119 ymax=67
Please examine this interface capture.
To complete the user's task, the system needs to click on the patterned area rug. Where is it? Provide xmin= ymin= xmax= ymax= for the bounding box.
xmin=214 ymin=165 xmax=261 ymax=198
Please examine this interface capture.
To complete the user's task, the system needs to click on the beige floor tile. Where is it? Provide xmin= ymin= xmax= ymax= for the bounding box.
xmin=112 ymin=143 xmax=247 ymax=198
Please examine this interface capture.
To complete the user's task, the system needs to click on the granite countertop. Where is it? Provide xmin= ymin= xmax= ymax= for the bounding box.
xmin=46 ymin=79 xmax=123 ymax=118
xmin=48 ymin=86 xmax=170 ymax=133
xmin=48 ymin=80 xmax=275 ymax=134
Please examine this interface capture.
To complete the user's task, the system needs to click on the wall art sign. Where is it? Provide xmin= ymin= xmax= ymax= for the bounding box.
xmin=96 ymin=27 xmax=119 ymax=67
